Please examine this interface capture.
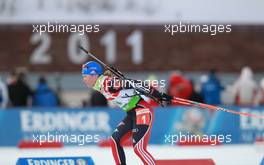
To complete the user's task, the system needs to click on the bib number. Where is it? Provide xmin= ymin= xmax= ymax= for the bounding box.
xmin=136 ymin=108 xmax=151 ymax=125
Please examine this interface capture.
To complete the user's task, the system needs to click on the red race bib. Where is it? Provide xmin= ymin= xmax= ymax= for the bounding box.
xmin=136 ymin=108 xmax=151 ymax=125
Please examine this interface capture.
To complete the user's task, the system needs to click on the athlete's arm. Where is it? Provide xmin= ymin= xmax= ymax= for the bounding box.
xmin=105 ymin=74 xmax=173 ymax=103
xmin=123 ymin=78 xmax=173 ymax=103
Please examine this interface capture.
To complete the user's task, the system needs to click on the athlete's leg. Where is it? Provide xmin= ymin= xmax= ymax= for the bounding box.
xmin=110 ymin=114 xmax=133 ymax=165
xmin=133 ymin=102 xmax=156 ymax=165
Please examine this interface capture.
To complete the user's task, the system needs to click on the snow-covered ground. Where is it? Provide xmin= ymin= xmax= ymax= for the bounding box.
xmin=0 ymin=144 xmax=263 ymax=165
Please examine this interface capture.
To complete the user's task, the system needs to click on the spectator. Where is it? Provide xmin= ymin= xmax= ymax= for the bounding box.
xmin=168 ymin=71 xmax=192 ymax=106
xmin=201 ymin=69 xmax=224 ymax=105
xmin=189 ymin=80 xmax=204 ymax=103
xmin=231 ymin=67 xmax=259 ymax=106
xmin=0 ymin=76 xmax=8 ymax=108
xmin=259 ymin=78 xmax=264 ymax=105
xmin=7 ymin=71 xmax=32 ymax=107
xmin=33 ymin=76 xmax=59 ymax=107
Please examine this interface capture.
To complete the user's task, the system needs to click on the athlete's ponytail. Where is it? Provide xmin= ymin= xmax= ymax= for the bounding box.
xmin=103 ymin=70 xmax=113 ymax=77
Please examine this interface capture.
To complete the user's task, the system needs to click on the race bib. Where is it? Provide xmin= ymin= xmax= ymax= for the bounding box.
xmin=136 ymin=108 xmax=151 ymax=125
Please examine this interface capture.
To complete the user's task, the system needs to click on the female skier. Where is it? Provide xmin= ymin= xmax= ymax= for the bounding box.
xmin=82 ymin=61 xmax=172 ymax=165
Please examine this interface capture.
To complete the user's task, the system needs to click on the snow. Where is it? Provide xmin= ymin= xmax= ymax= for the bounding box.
xmin=0 ymin=144 xmax=263 ymax=165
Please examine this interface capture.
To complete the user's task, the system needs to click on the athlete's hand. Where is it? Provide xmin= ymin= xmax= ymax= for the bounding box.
xmin=159 ymin=92 xmax=173 ymax=103
xmin=151 ymin=88 xmax=173 ymax=104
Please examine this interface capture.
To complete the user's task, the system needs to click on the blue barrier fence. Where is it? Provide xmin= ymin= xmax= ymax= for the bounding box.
xmin=0 ymin=106 xmax=263 ymax=146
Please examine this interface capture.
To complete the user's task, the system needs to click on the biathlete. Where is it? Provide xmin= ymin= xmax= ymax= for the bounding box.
xmin=82 ymin=61 xmax=172 ymax=165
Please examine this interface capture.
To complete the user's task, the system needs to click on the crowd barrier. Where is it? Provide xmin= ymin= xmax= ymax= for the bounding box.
xmin=0 ymin=106 xmax=263 ymax=146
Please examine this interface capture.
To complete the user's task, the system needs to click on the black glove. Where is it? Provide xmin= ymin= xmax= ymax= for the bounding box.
xmin=151 ymin=89 xmax=173 ymax=103
xmin=160 ymin=92 xmax=173 ymax=102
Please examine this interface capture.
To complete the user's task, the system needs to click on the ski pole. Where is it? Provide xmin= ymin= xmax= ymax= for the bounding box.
xmin=172 ymin=97 xmax=264 ymax=119
xmin=79 ymin=45 xmax=264 ymax=118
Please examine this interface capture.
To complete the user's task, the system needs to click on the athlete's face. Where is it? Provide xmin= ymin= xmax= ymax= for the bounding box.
xmin=83 ymin=75 xmax=99 ymax=87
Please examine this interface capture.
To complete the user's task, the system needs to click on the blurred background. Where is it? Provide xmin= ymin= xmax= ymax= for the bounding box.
xmin=0 ymin=0 xmax=263 ymax=165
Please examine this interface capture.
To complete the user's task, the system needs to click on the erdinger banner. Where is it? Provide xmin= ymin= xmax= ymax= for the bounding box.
xmin=0 ymin=107 xmax=263 ymax=146
xmin=0 ymin=108 xmax=124 ymax=146
xmin=16 ymin=157 xmax=95 ymax=165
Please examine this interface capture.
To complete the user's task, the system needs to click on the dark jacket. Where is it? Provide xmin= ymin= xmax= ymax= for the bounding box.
xmin=33 ymin=83 xmax=58 ymax=107
xmin=8 ymin=80 xmax=32 ymax=106
xmin=201 ymin=74 xmax=224 ymax=105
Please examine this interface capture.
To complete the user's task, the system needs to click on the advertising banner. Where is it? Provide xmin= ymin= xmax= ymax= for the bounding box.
xmin=0 ymin=106 xmax=263 ymax=146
